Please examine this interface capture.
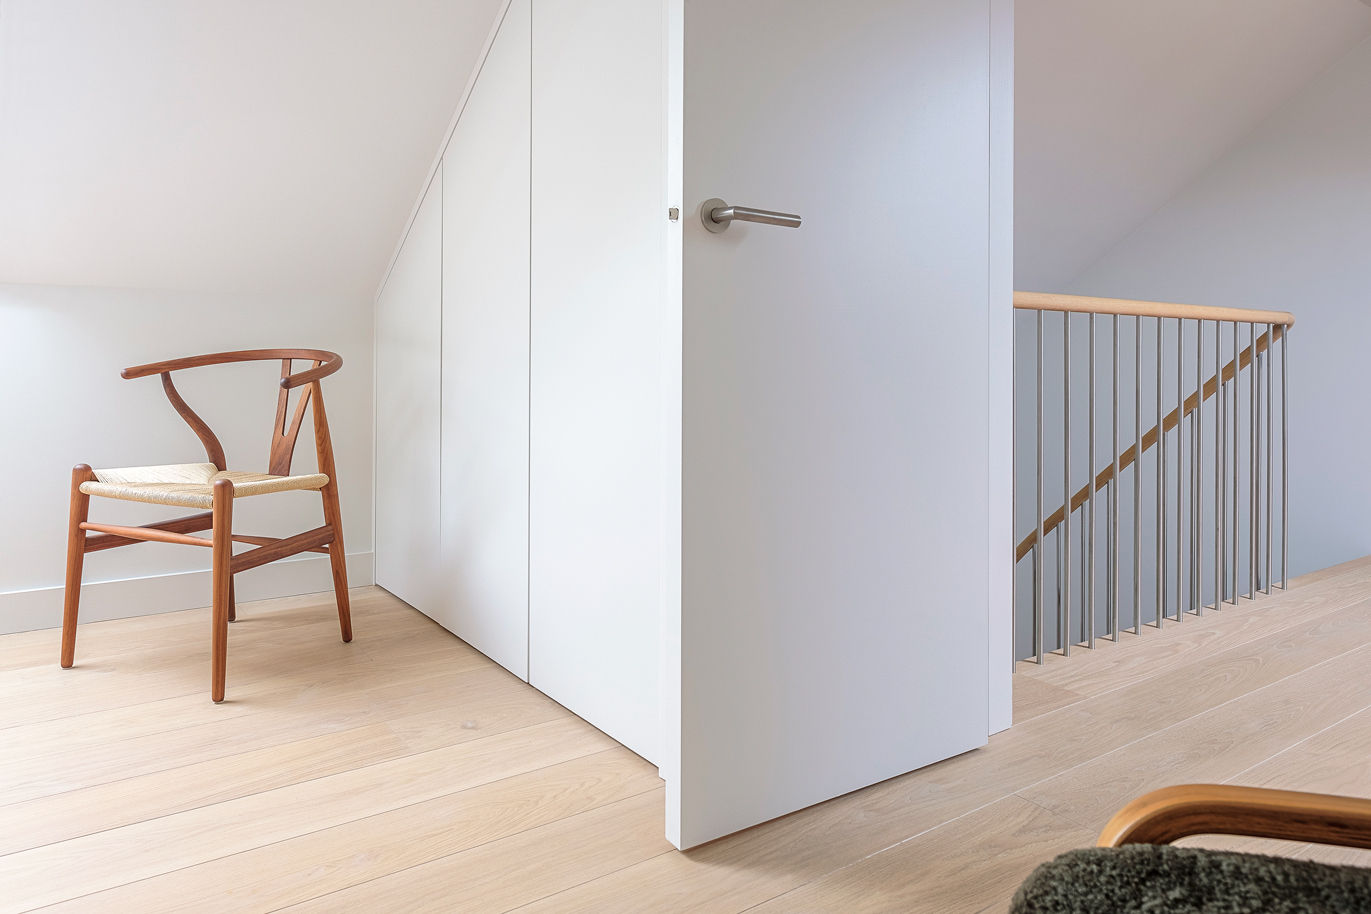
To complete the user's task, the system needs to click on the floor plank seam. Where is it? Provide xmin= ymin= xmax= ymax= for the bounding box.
xmin=1221 ymin=704 xmax=1371 ymax=786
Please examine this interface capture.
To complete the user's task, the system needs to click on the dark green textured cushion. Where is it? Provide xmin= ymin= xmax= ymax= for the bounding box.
xmin=1009 ymin=844 xmax=1371 ymax=914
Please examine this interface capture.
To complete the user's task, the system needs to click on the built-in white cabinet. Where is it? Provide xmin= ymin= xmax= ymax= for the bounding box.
xmin=375 ymin=0 xmax=1010 ymax=852
xmin=375 ymin=0 xmax=664 ymax=750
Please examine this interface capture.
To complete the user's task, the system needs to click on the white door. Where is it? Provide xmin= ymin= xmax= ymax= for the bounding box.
xmin=671 ymin=0 xmax=994 ymax=848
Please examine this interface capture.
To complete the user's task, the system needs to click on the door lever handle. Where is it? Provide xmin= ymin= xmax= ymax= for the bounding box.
xmin=701 ymin=198 xmax=802 ymax=233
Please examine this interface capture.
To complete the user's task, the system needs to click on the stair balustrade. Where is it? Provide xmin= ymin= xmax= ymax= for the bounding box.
xmin=1012 ymin=292 xmax=1293 ymax=667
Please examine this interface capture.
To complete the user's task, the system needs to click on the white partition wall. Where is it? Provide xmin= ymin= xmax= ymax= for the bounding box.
xmin=439 ymin=0 xmax=532 ymax=679
xmin=374 ymin=169 xmax=442 ymax=610
xmin=528 ymin=0 xmax=667 ymax=765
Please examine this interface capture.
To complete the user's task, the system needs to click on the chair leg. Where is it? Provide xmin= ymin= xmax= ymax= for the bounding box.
xmin=228 ymin=578 xmax=237 ymax=623
xmin=211 ymin=479 xmax=234 ymax=702
xmin=60 ymin=465 xmax=96 ymax=669
xmin=320 ymin=483 xmax=352 ymax=642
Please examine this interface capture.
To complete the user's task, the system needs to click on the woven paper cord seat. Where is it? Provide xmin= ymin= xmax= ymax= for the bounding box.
xmin=80 ymin=463 xmax=329 ymax=510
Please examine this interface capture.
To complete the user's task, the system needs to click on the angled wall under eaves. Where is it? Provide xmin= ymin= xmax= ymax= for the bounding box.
xmin=1015 ymin=0 xmax=1371 ymax=293
xmin=0 ymin=0 xmax=504 ymax=299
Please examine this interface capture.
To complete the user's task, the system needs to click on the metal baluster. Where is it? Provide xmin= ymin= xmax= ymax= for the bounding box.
xmin=1249 ymin=322 xmax=1257 ymax=600
xmin=1012 ymin=312 xmax=1019 ymax=668
xmin=1062 ymin=314 xmax=1072 ymax=655
xmin=1035 ymin=311 xmax=1044 ymax=661
xmin=1255 ymin=333 xmax=1264 ymax=593
xmin=1281 ymin=326 xmax=1289 ymax=589
xmin=1216 ymin=320 xmax=1223 ymax=609
xmin=1231 ymin=321 xmax=1240 ymax=604
xmin=1133 ymin=317 xmax=1142 ymax=632
xmin=1056 ymin=527 xmax=1063 ymax=644
xmin=1193 ymin=319 xmax=1202 ymax=615
xmin=1081 ymin=507 xmax=1088 ymax=644
xmin=1088 ymin=314 xmax=1097 ymax=647
xmin=1175 ymin=319 xmax=1184 ymax=621
xmin=1265 ymin=323 xmax=1274 ymax=594
xmin=1111 ymin=315 xmax=1120 ymax=639
xmin=1156 ymin=317 xmax=1165 ymax=628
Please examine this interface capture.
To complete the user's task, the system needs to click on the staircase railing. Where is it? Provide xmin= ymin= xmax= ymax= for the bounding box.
xmin=1013 ymin=292 xmax=1293 ymax=667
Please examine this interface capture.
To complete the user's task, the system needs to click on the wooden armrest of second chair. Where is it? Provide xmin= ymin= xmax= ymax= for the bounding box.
xmin=1099 ymin=784 xmax=1371 ymax=851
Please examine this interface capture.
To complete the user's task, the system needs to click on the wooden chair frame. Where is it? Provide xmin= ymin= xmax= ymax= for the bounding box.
xmin=1100 ymin=784 xmax=1371 ymax=851
xmin=60 ymin=349 xmax=352 ymax=702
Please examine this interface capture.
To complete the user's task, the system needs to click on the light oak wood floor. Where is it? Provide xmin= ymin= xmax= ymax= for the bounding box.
xmin=5 ymin=559 xmax=1371 ymax=913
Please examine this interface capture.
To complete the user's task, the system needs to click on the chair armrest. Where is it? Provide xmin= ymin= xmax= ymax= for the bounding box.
xmin=1099 ymin=784 xmax=1371 ymax=850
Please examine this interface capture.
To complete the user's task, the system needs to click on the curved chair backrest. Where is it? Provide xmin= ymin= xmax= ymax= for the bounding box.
xmin=120 ymin=349 xmax=344 ymax=475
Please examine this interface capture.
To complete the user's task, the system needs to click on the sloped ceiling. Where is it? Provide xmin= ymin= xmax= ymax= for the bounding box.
xmin=1016 ymin=0 xmax=1371 ymax=292
xmin=0 ymin=0 xmax=503 ymax=298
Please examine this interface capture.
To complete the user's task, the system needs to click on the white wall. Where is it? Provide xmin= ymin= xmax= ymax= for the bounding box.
xmin=0 ymin=0 xmax=505 ymax=301
xmin=1014 ymin=0 xmax=1371 ymax=291
xmin=0 ymin=283 xmax=375 ymax=633
xmin=1064 ymin=34 xmax=1371 ymax=581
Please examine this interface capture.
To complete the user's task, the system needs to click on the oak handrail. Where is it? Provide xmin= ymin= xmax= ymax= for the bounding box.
xmin=1015 ymin=323 xmax=1285 ymax=562
xmin=1099 ymin=784 xmax=1371 ymax=850
xmin=1015 ymin=292 xmax=1295 ymax=328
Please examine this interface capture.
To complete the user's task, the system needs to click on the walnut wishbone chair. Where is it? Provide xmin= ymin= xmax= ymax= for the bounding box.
xmin=60 ymin=349 xmax=353 ymax=702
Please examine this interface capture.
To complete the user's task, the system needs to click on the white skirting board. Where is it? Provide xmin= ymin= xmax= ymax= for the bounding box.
xmin=0 ymin=552 xmax=374 ymax=635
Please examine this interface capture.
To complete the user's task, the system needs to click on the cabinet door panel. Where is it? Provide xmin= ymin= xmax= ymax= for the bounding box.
xmin=375 ymin=169 xmax=442 ymax=611
xmin=529 ymin=0 xmax=666 ymax=761
xmin=439 ymin=0 xmax=531 ymax=678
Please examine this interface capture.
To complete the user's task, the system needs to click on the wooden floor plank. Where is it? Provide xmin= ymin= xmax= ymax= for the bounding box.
xmin=0 ymin=599 xmax=448 ymax=730
xmin=1018 ymin=643 xmax=1371 ymax=827
xmin=0 ymin=667 xmax=566 ymax=855
xmin=1016 ymin=564 xmax=1371 ymax=696
xmin=1010 ymin=674 xmax=1084 ymax=723
xmin=282 ymin=790 xmax=674 ymax=914
xmin=0 ymin=654 xmax=499 ymax=806
xmin=746 ymin=797 xmax=1095 ymax=914
xmin=0 ymin=588 xmax=424 ymax=676
xmin=42 ymin=749 xmax=660 ymax=914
